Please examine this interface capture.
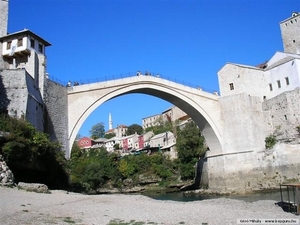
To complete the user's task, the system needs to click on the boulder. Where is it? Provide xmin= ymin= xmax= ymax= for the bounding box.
xmin=138 ymin=174 xmax=162 ymax=185
xmin=0 ymin=155 xmax=14 ymax=186
xmin=96 ymin=187 xmax=120 ymax=194
xmin=18 ymin=182 xmax=50 ymax=193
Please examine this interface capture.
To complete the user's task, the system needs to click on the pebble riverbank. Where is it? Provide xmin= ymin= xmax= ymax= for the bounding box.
xmin=0 ymin=186 xmax=298 ymax=225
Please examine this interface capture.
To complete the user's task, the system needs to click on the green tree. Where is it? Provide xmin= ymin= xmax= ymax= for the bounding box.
xmin=69 ymin=147 xmax=121 ymax=192
xmin=114 ymin=143 xmax=120 ymax=150
xmin=126 ymin=124 xmax=143 ymax=135
xmin=176 ymin=121 xmax=206 ymax=180
xmin=75 ymin=133 xmax=82 ymax=140
xmin=89 ymin=122 xmax=105 ymax=139
xmin=0 ymin=115 xmax=69 ymax=189
xmin=104 ymin=132 xmax=116 ymax=139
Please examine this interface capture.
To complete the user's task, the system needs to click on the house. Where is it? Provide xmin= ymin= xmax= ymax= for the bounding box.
xmin=177 ymin=115 xmax=192 ymax=129
xmin=142 ymin=106 xmax=188 ymax=132
xmin=105 ymin=124 xmax=128 ymax=138
xmin=142 ymin=131 xmax=154 ymax=148
xmin=161 ymin=142 xmax=177 ymax=159
xmin=218 ymin=52 xmax=300 ymax=101
xmin=91 ymin=137 xmax=107 ymax=149
xmin=134 ymin=131 xmax=154 ymax=150
xmin=77 ymin=136 xmax=107 ymax=149
xmin=161 ymin=106 xmax=187 ymax=123
xmin=149 ymin=131 xmax=175 ymax=149
xmin=142 ymin=113 xmax=161 ymax=129
xmin=120 ymin=133 xmax=139 ymax=151
xmin=218 ymin=12 xmax=300 ymax=102
xmin=0 ymin=28 xmax=51 ymax=132
xmin=105 ymin=136 xmax=121 ymax=152
xmin=77 ymin=136 xmax=94 ymax=149
xmin=136 ymin=135 xmax=144 ymax=150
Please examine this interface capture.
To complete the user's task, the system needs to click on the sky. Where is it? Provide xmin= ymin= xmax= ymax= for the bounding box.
xmin=7 ymin=0 xmax=299 ymax=137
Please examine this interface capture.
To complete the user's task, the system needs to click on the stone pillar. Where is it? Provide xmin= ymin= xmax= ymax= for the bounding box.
xmin=0 ymin=0 xmax=9 ymax=69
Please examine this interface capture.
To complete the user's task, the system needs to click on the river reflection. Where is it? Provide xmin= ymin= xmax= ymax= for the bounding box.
xmin=142 ymin=190 xmax=285 ymax=203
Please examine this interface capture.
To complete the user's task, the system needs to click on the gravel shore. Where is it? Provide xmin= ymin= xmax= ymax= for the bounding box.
xmin=0 ymin=186 xmax=298 ymax=225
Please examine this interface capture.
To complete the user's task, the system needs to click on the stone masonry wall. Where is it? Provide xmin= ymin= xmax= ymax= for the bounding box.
xmin=208 ymin=88 xmax=300 ymax=192
xmin=262 ymin=87 xmax=300 ymax=142
xmin=0 ymin=69 xmax=44 ymax=131
xmin=1 ymin=69 xmax=28 ymax=117
xmin=44 ymin=79 xmax=69 ymax=157
xmin=218 ymin=93 xmax=267 ymax=155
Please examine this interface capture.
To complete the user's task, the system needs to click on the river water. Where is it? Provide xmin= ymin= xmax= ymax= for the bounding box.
xmin=142 ymin=190 xmax=287 ymax=203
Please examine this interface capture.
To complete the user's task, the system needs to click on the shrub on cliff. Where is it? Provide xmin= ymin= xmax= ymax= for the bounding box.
xmin=265 ymin=134 xmax=277 ymax=149
xmin=0 ymin=114 xmax=69 ymax=189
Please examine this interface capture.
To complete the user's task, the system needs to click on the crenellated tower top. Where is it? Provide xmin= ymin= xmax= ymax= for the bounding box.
xmin=279 ymin=12 xmax=300 ymax=54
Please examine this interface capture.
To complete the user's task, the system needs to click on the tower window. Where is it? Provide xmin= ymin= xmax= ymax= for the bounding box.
xmin=30 ymin=39 xmax=35 ymax=48
xmin=17 ymin=38 xmax=23 ymax=47
xmin=38 ymin=43 xmax=43 ymax=53
xmin=269 ymin=83 xmax=273 ymax=91
xmin=277 ymin=80 xmax=281 ymax=88
xmin=229 ymin=83 xmax=234 ymax=90
xmin=285 ymin=77 xmax=290 ymax=85
xmin=7 ymin=41 xmax=11 ymax=50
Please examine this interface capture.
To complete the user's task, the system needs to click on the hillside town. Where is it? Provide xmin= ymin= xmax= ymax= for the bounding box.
xmin=76 ymin=105 xmax=189 ymax=159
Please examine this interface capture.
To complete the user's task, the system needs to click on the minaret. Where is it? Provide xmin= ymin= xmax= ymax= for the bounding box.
xmin=109 ymin=113 xmax=113 ymax=130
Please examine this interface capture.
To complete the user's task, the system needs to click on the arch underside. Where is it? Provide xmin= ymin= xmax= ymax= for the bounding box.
xmin=126 ymin=88 xmax=222 ymax=156
xmin=68 ymin=84 xmax=222 ymax=158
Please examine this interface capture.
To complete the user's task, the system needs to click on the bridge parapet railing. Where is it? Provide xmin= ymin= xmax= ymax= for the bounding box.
xmin=48 ymin=71 xmax=218 ymax=94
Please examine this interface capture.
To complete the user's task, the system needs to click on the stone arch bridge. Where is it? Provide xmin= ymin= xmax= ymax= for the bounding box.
xmin=67 ymin=75 xmax=223 ymax=159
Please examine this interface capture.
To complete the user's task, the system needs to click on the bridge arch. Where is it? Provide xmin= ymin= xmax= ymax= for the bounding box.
xmin=67 ymin=76 xmax=223 ymax=159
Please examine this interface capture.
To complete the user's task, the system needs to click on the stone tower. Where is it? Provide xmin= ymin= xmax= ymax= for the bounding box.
xmin=0 ymin=0 xmax=8 ymax=37
xmin=0 ymin=0 xmax=9 ymax=69
xmin=279 ymin=12 xmax=300 ymax=54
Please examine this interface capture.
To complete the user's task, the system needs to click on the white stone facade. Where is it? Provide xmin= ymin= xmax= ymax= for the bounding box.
xmin=213 ymin=12 xmax=300 ymax=191
xmin=142 ymin=106 xmax=187 ymax=129
xmin=161 ymin=106 xmax=187 ymax=123
xmin=142 ymin=131 xmax=154 ymax=147
xmin=149 ymin=131 xmax=175 ymax=148
xmin=106 ymin=125 xmax=128 ymax=138
xmin=142 ymin=114 xmax=161 ymax=129
xmin=218 ymin=53 xmax=300 ymax=102
xmin=105 ymin=137 xmax=121 ymax=152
